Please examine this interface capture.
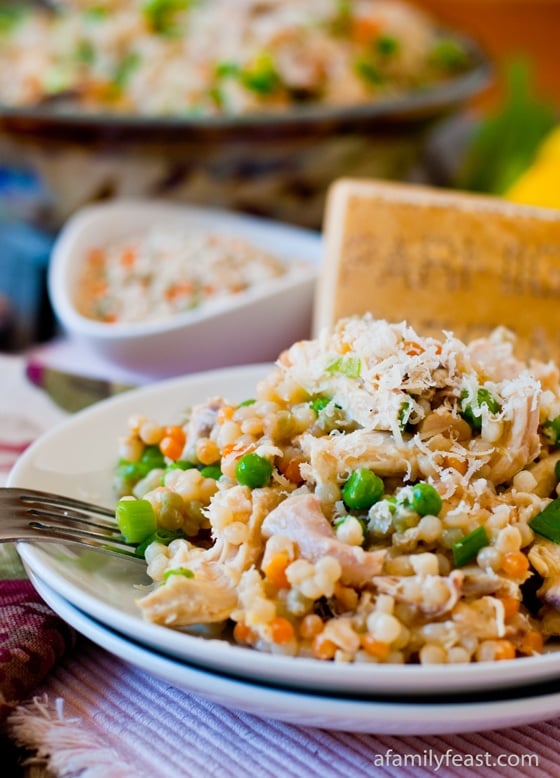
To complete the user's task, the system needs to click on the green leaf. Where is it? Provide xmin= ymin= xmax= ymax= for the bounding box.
xmin=457 ymin=60 xmax=557 ymax=195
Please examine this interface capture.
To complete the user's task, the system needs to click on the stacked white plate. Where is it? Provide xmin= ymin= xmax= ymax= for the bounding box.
xmin=9 ymin=366 xmax=560 ymax=735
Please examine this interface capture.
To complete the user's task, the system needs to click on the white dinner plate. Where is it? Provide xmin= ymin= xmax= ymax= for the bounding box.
xmin=27 ymin=569 xmax=560 ymax=735
xmin=9 ymin=365 xmax=560 ymax=697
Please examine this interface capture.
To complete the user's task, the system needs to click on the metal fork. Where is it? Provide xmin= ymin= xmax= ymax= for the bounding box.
xmin=0 ymin=487 xmax=141 ymax=560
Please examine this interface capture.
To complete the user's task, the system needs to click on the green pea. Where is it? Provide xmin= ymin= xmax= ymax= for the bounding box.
xmin=411 ymin=482 xmax=442 ymax=517
xmin=140 ymin=444 xmax=166 ymax=471
xmin=341 ymin=468 xmax=384 ymax=511
xmin=376 ymin=35 xmax=399 ymax=57
xmin=460 ymin=387 xmax=500 ymax=431
xmin=430 ymin=37 xmax=469 ymax=71
xmin=543 ymin=415 xmax=560 ymax=448
xmin=235 ymin=453 xmax=273 ymax=488
xmin=199 ymin=465 xmax=222 ymax=480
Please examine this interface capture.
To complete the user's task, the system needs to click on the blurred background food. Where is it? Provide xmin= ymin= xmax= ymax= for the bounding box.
xmin=0 ymin=0 xmax=483 ymax=116
xmin=0 ymin=0 xmax=489 ymax=235
xmin=0 ymin=0 xmax=558 ymax=365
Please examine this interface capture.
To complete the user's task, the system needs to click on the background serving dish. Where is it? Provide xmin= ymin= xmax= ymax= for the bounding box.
xmin=0 ymin=0 xmax=491 ymax=231
xmin=47 ymin=200 xmax=320 ymax=377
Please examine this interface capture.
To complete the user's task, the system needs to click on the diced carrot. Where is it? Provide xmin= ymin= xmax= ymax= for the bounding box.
xmin=279 ymin=457 xmax=304 ymax=485
xmin=403 ymin=340 xmax=425 ymax=356
xmin=233 ymin=621 xmax=254 ymax=644
xmin=91 ymin=281 xmax=108 ymax=297
xmin=312 ymin=634 xmax=337 ymax=660
xmin=222 ymin=442 xmax=253 ymax=459
xmin=361 ymin=634 xmax=391 ymax=660
xmin=165 ymin=282 xmax=194 ymax=301
xmin=351 ymin=16 xmax=381 ymax=44
xmin=501 ymin=551 xmax=530 ymax=578
xmin=270 ymin=617 xmax=295 ymax=644
xmin=493 ymin=639 xmax=516 ymax=661
xmin=87 ymin=247 xmax=106 ymax=267
xmin=217 ymin=405 xmax=235 ymax=424
xmin=120 ymin=247 xmax=137 ymax=269
xmin=442 ymin=454 xmax=468 ymax=475
xmin=159 ymin=427 xmax=186 ymax=461
xmin=164 ymin=425 xmax=186 ymax=446
xmin=519 ymin=630 xmax=544 ymax=656
xmin=496 ymin=595 xmax=520 ymax=621
xmin=263 ymin=552 xmax=290 ymax=589
xmin=160 ymin=436 xmax=183 ymax=461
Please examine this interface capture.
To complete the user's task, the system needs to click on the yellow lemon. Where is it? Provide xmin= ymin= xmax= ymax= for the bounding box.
xmin=506 ymin=127 xmax=560 ymax=210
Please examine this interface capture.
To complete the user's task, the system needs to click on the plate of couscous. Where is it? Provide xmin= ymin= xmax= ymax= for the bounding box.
xmin=11 ymin=314 xmax=560 ymax=697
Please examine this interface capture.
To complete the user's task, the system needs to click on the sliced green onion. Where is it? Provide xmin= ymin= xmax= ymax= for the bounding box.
xmin=143 ymin=0 xmax=190 ymax=35
xmin=452 ymin=526 xmax=489 ymax=567
xmin=529 ymin=499 xmax=560 ymax=543
xmin=134 ymin=528 xmax=186 ymax=558
xmin=398 ymin=399 xmax=413 ymax=432
xmin=543 ymin=415 xmax=560 ymax=447
xmin=237 ymin=398 xmax=256 ymax=407
xmin=309 ymin=395 xmax=332 ymax=414
xmin=460 ymin=387 xmax=500 ymax=431
xmin=199 ymin=465 xmax=222 ymax=480
xmin=164 ymin=460 xmax=196 ymax=474
xmin=141 ymin=444 xmax=166 ymax=471
xmin=215 ymin=61 xmax=242 ymax=79
xmin=326 ymin=356 xmax=361 ymax=378
xmin=113 ymin=52 xmax=141 ymax=90
xmin=241 ymin=52 xmax=281 ymax=95
xmin=163 ymin=567 xmax=194 ymax=581
xmin=430 ymin=37 xmax=469 ymax=71
xmin=354 ymin=58 xmax=384 ymax=86
xmin=376 ymin=35 xmax=399 ymax=57
xmin=0 ymin=7 xmax=26 ymax=34
xmin=116 ymin=499 xmax=157 ymax=544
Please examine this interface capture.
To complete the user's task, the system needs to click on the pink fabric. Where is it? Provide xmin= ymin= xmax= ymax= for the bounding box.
xmin=6 ymin=638 xmax=560 ymax=778
xmin=0 ymin=580 xmax=76 ymax=722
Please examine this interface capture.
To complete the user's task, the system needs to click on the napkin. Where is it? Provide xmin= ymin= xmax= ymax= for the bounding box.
xmin=0 ymin=354 xmax=74 ymax=725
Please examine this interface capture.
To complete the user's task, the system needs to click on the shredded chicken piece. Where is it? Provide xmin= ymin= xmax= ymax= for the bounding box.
xmin=137 ymin=563 xmax=237 ymax=626
xmin=374 ymin=570 xmax=463 ymax=617
xmin=483 ymin=383 xmax=541 ymax=484
xmin=261 ymin=492 xmax=386 ymax=587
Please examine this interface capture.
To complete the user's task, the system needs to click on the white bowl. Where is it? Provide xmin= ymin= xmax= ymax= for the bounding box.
xmin=48 ymin=201 xmax=321 ymax=378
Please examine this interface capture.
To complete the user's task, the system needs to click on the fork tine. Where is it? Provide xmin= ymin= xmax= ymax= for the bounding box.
xmin=0 ymin=487 xmax=143 ymax=561
xmin=26 ymin=523 xmax=139 ymax=557
xmin=27 ymin=507 xmax=123 ymax=536
xmin=16 ymin=488 xmax=115 ymax=517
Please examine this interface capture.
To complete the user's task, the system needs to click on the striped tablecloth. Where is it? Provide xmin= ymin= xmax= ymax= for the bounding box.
xmin=2 ymin=352 xmax=560 ymax=778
